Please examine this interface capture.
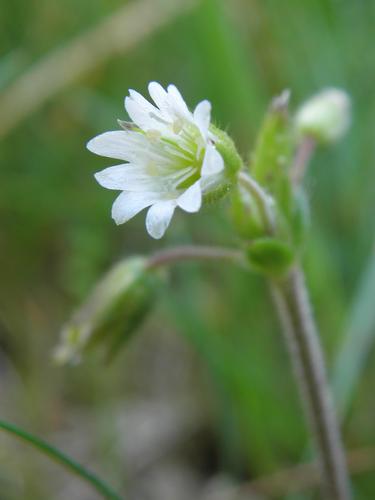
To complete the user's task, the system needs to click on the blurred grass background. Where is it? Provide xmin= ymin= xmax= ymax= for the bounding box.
xmin=1 ymin=0 xmax=375 ymax=498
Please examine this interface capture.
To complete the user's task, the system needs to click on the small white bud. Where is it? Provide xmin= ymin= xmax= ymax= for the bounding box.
xmin=295 ymin=88 xmax=351 ymax=144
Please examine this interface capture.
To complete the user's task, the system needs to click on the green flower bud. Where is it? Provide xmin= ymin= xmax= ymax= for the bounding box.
xmin=250 ymin=91 xmax=294 ymax=219
xmin=251 ymin=91 xmax=293 ymax=184
xmin=246 ymin=237 xmax=295 ymax=277
xmin=232 ymin=89 xmax=294 ymax=242
xmin=54 ymin=257 xmax=162 ymax=364
xmin=295 ymin=88 xmax=351 ymax=144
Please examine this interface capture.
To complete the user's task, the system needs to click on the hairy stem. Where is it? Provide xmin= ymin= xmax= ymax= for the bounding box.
xmin=0 ymin=420 xmax=122 ymax=499
xmin=147 ymin=245 xmax=245 ymax=269
xmin=270 ymin=266 xmax=351 ymax=500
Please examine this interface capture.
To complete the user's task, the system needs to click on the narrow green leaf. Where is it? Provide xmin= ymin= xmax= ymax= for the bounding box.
xmin=0 ymin=420 xmax=122 ymax=499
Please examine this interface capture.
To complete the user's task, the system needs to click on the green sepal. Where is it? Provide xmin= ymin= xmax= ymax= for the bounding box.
xmin=211 ymin=124 xmax=243 ymax=178
xmin=198 ymin=125 xmax=242 ymax=205
xmin=203 ymin=181 xmax=232 ymax=205
xmin=246 ymin=237 xmax=295 ymax=277
xmin=54 ymin=257 xmax=164 ymax=364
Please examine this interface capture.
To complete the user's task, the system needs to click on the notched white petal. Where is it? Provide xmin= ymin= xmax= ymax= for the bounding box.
xmin=125 ymin=91 xmax=166 ymax=132
xmin=128 ymin=88 xmax=155 ymax=112
xmin=111 ymin=191 xmax=159 ymax=225
xmin=124 ymin=97 xmax=149 ymax=130
xmin=177 ymin=181 xmax=202 ymax=213
xmin=146 ymin=200 xmax=176 ymax=239
xmin=167 ymin=84 xmax=191 ymax=118
xmin=148 ymin=81 xmax=169 ymax=112
xmin=201 ymin=145 xmax=224 ymax=176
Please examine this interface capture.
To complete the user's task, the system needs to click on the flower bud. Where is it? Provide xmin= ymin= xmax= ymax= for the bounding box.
xmin=251 ymin=90 xmax=293 ymax=184
xmin=54 ymin=257 xmax=162 ymax=364
xmin=295 ymin=88 xmax=351 ymax=144
xmin=250 ymin=91 xmax=294 ymax=217
xmin=246 ymin=237 xmax=295 ymax=277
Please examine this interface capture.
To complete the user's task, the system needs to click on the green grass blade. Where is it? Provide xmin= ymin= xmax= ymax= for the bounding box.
xmin=332 ymin=247 xmax=375 ymax=418
xmin=0 ymin=420 xmax=122 ymax=500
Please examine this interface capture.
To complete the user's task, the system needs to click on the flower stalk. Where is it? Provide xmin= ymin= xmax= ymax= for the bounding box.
xmin=147 ymin=244 xmax=245 ymax=269
xmin=270 ymin=266 xmax=351 ymax=500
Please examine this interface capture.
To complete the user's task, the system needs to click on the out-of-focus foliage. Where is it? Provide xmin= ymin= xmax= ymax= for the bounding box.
xmin=1 ymin=0 xmax=375 ymax=498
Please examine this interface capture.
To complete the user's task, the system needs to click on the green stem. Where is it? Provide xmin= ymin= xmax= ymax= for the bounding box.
xmin=0 ymin=420 xmax=122 ymax=500
xmin=270 ymin=267 xmax=351 ymax=500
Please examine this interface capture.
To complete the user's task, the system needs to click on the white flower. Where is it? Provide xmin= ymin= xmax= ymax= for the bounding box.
xmin=87 ymin=82 xmax=225 ymax=239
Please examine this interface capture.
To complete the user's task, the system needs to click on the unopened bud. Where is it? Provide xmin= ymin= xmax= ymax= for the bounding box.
xmin=295 ymin=88 xmax=351 ymax=144
xmin=54 ymin=257 xmax=161 ymax=364
xmin=250 ymin=90 xmax=294 ymax=213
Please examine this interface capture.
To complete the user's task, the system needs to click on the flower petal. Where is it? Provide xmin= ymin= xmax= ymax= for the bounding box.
xmin=193 ymin=100 xmax=211 ymax=138
xmin=167 ymin=84 xmax=191 ymax=119
xmin=95 ymin=164 xmax=167 ymax=192
xmin=87 ymin=131 xmax=141 ymax=162
xmin=95 ymin=164 xmax=130 ymax=190
xmin=125 ymin=90 xmax=166 ymax=132
xmin=201 ymin=144 xmax=224 ymax=176
xmin=145 ymin=200 xmax=176 ymax=239
xmin=148 ymin=82 xmax=169 ymax=113
xmin=88 ymin=130 xmax=176 ymax=165
xmin=111 ymin=191 xmax=161 ymax=225
xmin=128 ymin=89 xmax=157 ymax=114
xmin=177 ymin=181 xmax=202 ymax=213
